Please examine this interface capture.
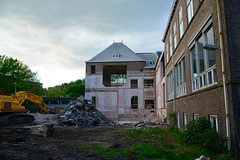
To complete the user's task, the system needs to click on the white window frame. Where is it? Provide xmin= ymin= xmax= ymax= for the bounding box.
xmin=167 ymin=70 xmax=174 ymax=100
xmin=210 ymin=115 xmax=219 ymax=132
xmin=193 ymin=114 xmax=199 ymax=120
xmin=187 ymin=0 xmax=194 ymax=23
xmin=166 ymin=42 xmax=169 ymax=62
xmin=184 ymin=113 xmax=188 ymax=130
xmin=169 ymin=30 xmax=173 ymax=57
xmin=173 ymin=20 xmax=177 ymax=49
xmin=112 ymin=53 xmax=120 ymax=59
xmin=179 ymin=5 xmax=184 ymax=38
xmin=175 ymin=55 xmax=186 ymax=97
xmin=177 ymin=112 xmax=180 ymax=129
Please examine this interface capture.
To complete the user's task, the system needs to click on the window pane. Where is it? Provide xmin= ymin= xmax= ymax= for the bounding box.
xmin=131 ymin=80 xmax=138 ymax=88
xmin=190 ymin=46 xmax=197 ymax=77
xmin=131 ymin=96 xmax=138 ymax=109
xmin=182 ymin=58 xmax=186 ymax=83
xmin=203 ymin=74 xmax=206 ymax=86
xmin=144 ymin=79 xmax=154 ymax=88
xmin=213 ymin=68 xmax=217 ymax=83
xmin=197 ymin=34 xmax=205 ymax=73
xmin=200 ymin=76 xmax=203 ymax=88
xmin=208 ymin=71 xmax=212 ymax=84
xmin=206 ymin=27 xmax=216 ymax=68
xmin=180 ymin=61 xmax=182 ymax=85
xmin=175 ymin=66 xmax=179 ymax=87
xmin=180 ymin=22 xmax=183 ymax=38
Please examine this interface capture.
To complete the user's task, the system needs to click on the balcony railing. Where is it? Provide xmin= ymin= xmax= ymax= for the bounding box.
xmin=176 ymin=83 xmax=186 ymax=97
xmin=191 ymin=65 xmax=217 ymax=92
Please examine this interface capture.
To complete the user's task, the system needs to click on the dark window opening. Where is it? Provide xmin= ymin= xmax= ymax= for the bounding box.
xmin=103 ymin=65 xmax=127 ymax=87
xmin=144 ymin=79 xmax=154 ymax=88
xmin=92 ymin=96 xmax=96 ymax=106
xmin=131 ymin=79 xmax=138 ymax=89
xmin=145 ymin=100 xmax=154 ymax=109
xmin=131 ymin=96 xmax=138 ymax=109
xmin=91 ymin=65 xmax=95 ymax=74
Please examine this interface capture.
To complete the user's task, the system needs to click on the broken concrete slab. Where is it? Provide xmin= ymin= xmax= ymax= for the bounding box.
xmin=57 ymin=99 xmax=114 ymax=127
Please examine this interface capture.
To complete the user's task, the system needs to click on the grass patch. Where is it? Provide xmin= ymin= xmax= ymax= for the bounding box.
xmin=84 ymin=127 xmax=234 ymax=160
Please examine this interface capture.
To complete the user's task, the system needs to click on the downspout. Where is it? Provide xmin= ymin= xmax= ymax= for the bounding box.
xmin=216 ymin=0 xmax=231 ymax=152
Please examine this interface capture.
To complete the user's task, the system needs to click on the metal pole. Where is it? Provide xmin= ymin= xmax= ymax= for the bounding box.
xmin=216 ymin=0 xmax=231 ymax=152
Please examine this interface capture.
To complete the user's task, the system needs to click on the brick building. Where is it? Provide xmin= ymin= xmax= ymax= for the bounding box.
xmin=161 ymin=0 xmax=239 ymax=154
xmin=155 ymin=53 xmax=167 ymax=122
xmin=85 ymin=42 xmax=157 ymax=122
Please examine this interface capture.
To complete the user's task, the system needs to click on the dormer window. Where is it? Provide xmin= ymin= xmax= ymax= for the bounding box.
xmin=112 ymin=53 xmax=120 ymax=59
xmin=149 ymin=60 xmax=153 ymax=65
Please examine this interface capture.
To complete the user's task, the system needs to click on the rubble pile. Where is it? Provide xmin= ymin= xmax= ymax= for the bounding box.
xmin=57 ymin=98 xmax=114 ymax=127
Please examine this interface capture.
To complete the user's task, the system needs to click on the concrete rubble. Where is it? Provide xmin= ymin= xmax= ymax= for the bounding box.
xmin=57 ymin=98 xmax=115 ymax=127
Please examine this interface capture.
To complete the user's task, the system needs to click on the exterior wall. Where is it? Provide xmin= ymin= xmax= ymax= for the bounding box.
xmin=163 ymin=0 xmax=240 ymax=155
xmin=85 ymin=61 xmax=155 ymax=122
xmin=223 ymin=0 xmax=240 ymax=155
xmin=164 ymin=0 xmax=239 ymax=144
xmin=155 ymin=56 xmax=167 ymax=122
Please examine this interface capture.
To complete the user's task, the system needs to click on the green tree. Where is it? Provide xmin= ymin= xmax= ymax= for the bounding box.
xmin=0 ymin=55 xmax=43 ymax=95
xmin=45 ymin=87 xmax=63 ymax=98
xmin=44 ymin=79 xmax=85 ymax=98
xmin=64 ymin=84 xmax=85 ymax=97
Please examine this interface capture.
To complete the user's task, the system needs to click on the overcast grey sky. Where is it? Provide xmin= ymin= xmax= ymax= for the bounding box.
xmin=0 ymin=0 xmax=174 ymax=88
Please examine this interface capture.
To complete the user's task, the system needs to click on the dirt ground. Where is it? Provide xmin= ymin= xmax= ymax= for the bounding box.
xmin=0 ymin=125 xmax=133 ymax=160
xmin=0 ymin=114 xmax=165 ymax=160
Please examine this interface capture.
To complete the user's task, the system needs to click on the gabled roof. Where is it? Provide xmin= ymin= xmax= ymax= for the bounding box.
xmin=86 ymin=42 xmax=145 ymax=63
xmin=136 ymin=52 xmax=158 ymax=68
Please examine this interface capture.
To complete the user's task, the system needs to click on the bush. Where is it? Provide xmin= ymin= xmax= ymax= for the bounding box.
xmin=182 ymin=117 xmax=226 ymax=154
xmin=168 ymin=111 xmax=177 ymax=128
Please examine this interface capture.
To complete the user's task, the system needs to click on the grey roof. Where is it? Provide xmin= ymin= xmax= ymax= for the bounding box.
xmin=136 ymin=52 xmax=158 ymax=68
xmin=87 ymin=42 xmax=145 ymax=63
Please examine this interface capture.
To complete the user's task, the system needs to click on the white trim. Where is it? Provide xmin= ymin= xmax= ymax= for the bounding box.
xmin=210 ymin=115 xmax=219 ymax=132
xmin=184 ymin=113 xmax=188 ymax=130
xmin=177 ymin=112 xmax=180 ymax=129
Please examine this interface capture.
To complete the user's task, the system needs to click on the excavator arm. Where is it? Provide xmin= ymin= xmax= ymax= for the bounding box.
xmin=14 ymin=91 xmax=48 ymax=114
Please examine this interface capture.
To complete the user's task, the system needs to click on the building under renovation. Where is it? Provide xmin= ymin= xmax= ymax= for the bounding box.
xmin=85 ymin=42 xmax=157 ymax=121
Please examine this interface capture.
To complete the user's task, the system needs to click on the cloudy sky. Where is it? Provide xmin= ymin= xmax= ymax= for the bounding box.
xmin=0 ymin=0 xmax=173 ymax=88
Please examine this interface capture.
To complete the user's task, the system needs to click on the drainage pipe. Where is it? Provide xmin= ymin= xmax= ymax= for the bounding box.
xmin=216 ymin=0 xmax=231 ymax=152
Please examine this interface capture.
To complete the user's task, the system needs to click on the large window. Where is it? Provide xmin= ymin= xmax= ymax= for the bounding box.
xmin=179 ymin=5 xmax=184 ymax=38
xmin=177 ymin=112 xmax=180 ymax=129
xmin=131 ymin=79 xmax=138 ymax=89
xmin=103 ymin=65 xmax=127 ymax=87
xmin=210 ymin=115 xmax=219 ymax=132
xmin=111 ymin=74 xmax=127 ymax=86
xmin=175 ymin=56 xmax=186 ymax=97
xmin=166 ymin=42 xmax=169 ymax=62
xmin=169 ymin=30 xmax=173 ymax=57
xmin=167 ymin=71 xmax=174 ymax=100
xmin=173 ymin=21 xmax=177 ymax=49
xmin=187 ymin=0 xmax=194 ymax=23
xmin=190 ymin=22 xmax=217 ymax=91
xmin=131 ymin=96 xmax=138 ymax=109
xmin=145 ymin=100 xmax=154 ymax=109
xmin=91 ymin=65 xmax=95 ymax=74
xmin=184 ymin=113 xmax=188 ymax=130
xmin=144 ymin=79 xmax=154 ymax=88
xmin=92 ymin=96 xmax=96 ymax=106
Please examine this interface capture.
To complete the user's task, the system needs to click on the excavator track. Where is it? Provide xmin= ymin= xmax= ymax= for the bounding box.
xmin=0 ymin=113 xmax=34 ymax=126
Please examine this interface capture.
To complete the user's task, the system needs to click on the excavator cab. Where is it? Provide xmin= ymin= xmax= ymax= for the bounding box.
xmin=0 ymin=91 xmax=48 ymax=125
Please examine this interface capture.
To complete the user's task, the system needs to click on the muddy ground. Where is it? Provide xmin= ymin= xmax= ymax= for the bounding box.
xmin=0 ymin=125 xmax=132 ymax=160
xmin=0 ymin=114 xmax=167 ymax=160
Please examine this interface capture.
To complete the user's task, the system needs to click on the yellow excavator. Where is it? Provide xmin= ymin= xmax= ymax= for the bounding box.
xmin=0 ymin=91 xmax=48 ymax=125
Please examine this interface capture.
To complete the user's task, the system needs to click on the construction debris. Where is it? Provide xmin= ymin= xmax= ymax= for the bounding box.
xmin=57 ymin=98 xmax=114 ymax=127
xmin=29 ymin=123 xmax=54 ymax=137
